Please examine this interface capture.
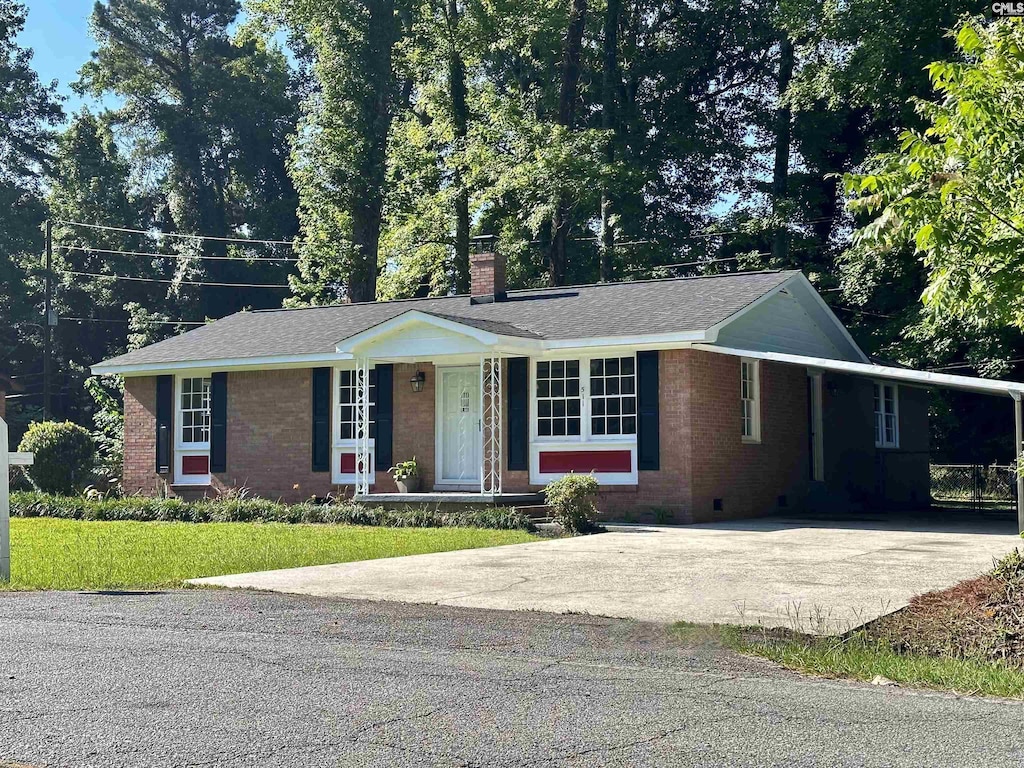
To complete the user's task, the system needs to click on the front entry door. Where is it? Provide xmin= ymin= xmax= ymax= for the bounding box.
xmin=437 ymin=367 xmax=481 ymax=486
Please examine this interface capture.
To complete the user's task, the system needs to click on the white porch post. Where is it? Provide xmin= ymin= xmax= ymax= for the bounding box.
xmin=480 ymin=356 xmax=502 ymax=495
xmin=0 ymin=417 xmax=33 ymax=582
xmin=1013 ymin=391 xmax=1024 ymax=534
xmin=354 ymin=357 xmax=372 ymax=497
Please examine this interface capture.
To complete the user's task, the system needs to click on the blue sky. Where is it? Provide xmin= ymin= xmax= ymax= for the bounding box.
xmin=21 ymin=0 xmax=115 ymax=116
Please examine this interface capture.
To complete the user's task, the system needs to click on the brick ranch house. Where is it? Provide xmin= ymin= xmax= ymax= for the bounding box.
xmin=93 ymin=249 xmax=1024 ymax=524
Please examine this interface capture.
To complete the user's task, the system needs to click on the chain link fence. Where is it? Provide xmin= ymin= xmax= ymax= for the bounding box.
xmin=931 ymin=464 xmax=1017 ymax=508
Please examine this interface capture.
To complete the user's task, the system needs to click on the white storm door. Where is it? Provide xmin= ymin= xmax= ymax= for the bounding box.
xmin=437 ymin=367 xmax=481 ymax=485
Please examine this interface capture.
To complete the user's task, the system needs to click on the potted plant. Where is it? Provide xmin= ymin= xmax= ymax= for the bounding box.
xmin=389 ymin=457 xmax=421 ymax=493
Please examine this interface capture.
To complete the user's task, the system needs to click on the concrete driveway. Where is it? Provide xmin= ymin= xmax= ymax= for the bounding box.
xmin=193 ymin=514 xmax=1023 ymax=631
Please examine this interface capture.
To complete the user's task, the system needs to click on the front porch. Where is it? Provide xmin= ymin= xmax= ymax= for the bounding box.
xmin=339 ymin=310 xmax=524 ymax=500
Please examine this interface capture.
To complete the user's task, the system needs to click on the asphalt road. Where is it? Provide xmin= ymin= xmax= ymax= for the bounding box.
xmin=0 ymin=590 xmax=1021 ymax=767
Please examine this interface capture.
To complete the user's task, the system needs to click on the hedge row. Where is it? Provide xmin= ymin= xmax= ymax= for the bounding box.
xmin=9 ymin=492 xmax=536 ymax=531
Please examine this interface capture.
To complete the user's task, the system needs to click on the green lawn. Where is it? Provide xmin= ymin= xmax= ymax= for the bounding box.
xmin=672 ymin=623 xmax=1024 ymax=700
xmin=3 ymin=517 xmax=539 ymax=591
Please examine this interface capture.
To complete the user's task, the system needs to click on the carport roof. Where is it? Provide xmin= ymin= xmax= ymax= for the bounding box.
xmin=694 ymin=344 xmax=1024 ymax=397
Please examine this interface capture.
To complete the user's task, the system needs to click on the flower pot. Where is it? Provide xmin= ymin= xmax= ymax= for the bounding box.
xmin=395 ymin=475 xmax=421 ymax=493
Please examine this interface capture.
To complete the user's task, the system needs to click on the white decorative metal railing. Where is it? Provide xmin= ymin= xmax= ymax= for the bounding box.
xmin=481 ymin=356 xmax=502 ymax=495
xmin=353 ymin=358 xmax=372 ymax=497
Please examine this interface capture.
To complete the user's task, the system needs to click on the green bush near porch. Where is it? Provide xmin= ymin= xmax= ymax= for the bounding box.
xmin=9 ymin=491 xmax=536 ymax=531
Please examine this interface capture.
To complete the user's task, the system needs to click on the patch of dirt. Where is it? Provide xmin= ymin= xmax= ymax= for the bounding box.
xmin=865 ymin=550 xmax=1024 ymax=665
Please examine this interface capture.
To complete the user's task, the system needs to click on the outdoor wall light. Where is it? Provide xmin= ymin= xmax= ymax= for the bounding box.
xmin=410 ymin=370 xmax=426 ymax=393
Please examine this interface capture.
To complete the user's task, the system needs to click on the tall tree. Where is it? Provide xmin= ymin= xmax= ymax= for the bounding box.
xmin=77 ymin=0 xmax=299 ymax=317
xmin=0 ymin=0 xmax=63 ymax=435
xmin=547 ymin=0 xmax=588 ymax=285
xmin=274 ymin=0 xmax=406 ymax=304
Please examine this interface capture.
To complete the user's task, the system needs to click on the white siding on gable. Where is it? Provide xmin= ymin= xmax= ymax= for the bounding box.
xmin=352 ymin=320 xmax=491 ymax=358
xmin=714 ymin=289 xmax=844 ymax=359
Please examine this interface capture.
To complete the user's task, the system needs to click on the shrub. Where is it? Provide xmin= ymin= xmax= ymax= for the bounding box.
xmin=18 ymin=421 xmax=97 ymax=495
xmin=8 ymin=491 xmax=537 ymax=532
xmin=544 ymin=473 xmax=600 ymax=534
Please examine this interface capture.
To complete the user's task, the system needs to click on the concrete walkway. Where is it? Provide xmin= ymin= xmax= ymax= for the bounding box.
xmin=192 ymin=515 xmax=1023 ymax=631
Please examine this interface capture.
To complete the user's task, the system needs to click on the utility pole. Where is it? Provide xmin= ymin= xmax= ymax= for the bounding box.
xmin=42 ymin=219 xmax=52 ymax=420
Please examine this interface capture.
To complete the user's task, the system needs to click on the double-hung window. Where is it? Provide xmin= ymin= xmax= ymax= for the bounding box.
xmin=874 ymin=382 xmax=898 ymax=448
xmin=534 ymin=356 xmax=637 ymax=440
xmin=536 ymin=360 xmax=581 ymax=437
xmin=179 ymin=376 xmax=211 ymax=446
xmin=337 ymin=368 xmax=377 ymax=440
xmin=740 ymin=359 xmax=760 ymax=442
xmin=590 ymin=357 xmax=636 ymax=436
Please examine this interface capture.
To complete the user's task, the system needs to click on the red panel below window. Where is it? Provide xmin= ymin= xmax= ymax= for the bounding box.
xmin=539 ymin=450 xmax=632 ymax=474
xmin=181 ymin=455 xmax=210 ymax=475
xmin=340 ymin=453 xmax=356 ymax=474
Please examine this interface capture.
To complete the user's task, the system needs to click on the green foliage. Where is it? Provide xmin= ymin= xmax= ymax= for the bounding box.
xmin=17 ymin=422 xmax=97 ymax=495
xmin=846 ymin=18 xmax=1024 ymax=332
xmin=10 ymin=491 xmax=536 ymax=531
xmin=84 ymin=375 xmax=124 ymax=485
xmin=388 ymin=457 xmax=419 ymax=481
xmin=544 ymin=473 xmax=599 ymax=534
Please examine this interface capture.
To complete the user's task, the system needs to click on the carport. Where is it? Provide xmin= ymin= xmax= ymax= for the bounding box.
xmin=692 ymin=344 xmax=1024 ymax=532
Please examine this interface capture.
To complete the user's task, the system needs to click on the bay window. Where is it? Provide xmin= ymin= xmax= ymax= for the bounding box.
xmin=874 ymin=381 xmax=898 ymax=448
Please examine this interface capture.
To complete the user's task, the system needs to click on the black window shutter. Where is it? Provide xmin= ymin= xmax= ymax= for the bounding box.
xmin=507 ymin=357 xmax=529 ymax=471
xmin=637 ymin=350 xmax=660 ymax=471
xmin=311 ymin=367 xmax=331 ymax=472
xmin=210 ymin=372 xmax=227 ymax=473
xmin=374 ymin=364 xmax=394 ymax=469
xmin=155 ymin=375 xmax=172 ymax=474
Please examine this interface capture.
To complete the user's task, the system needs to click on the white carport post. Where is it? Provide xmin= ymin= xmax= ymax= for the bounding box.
xmin=353 ymin=357 xmax=372 ymax=498
xmin=0 ymin=417 xmax=34 ymax=582
xmin=1013 ymin=391 xmax=1024 ymax=534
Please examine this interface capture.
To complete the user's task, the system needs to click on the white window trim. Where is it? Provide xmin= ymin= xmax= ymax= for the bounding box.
xmin=529 ymin=354 xmax=639 ymax=486
xmin=874 ymin=380 xmax=900 ymax=449
xmin=175 ymin=372 xmax=212 ymax=485
xmin=740 ymin=358 xmax=761 ymax=444
xmin=332 ymin=364 xmax=375 ymax=486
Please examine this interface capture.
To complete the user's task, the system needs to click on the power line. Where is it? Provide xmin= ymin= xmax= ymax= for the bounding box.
xmin=63 ymin=269 xmax=292 ymax=289
xmin=63 ymin=316 xmax=207 ymax=326
xmin=57 ymin=245 xmax=299 ymax=263
xmin=55 ymin=219 xmax=297 ymax=246
xmin=927 ymin=357 xmax=1024 ymax=372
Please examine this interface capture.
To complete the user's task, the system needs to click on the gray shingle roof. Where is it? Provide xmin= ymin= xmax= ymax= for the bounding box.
xmin=95 ymin=270 xmax=798 ymax=369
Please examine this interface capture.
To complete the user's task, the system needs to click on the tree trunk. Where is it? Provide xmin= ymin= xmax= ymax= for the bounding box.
xmin=348 ymin=0 xmax=401 ymax=303
xmin=548 ymin=0 xmax=588 ymax=286
xmin=447 ymin=0 xmax=470 ymax=294
xmin=771 ymin=36 xmax=794 ymax=264
xmin=599 ymin=0 xmax=621 ymax=283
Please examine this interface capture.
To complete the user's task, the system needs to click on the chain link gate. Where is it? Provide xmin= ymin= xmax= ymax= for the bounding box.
xmin=930 ymin=464 xmax=1018 ymax=511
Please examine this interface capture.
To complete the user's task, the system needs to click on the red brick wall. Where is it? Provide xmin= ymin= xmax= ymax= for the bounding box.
xmin=391 ymin=363 xmax=436 ymax=490
xmin=123 ymin=376 xmax=165 ymax=496
xmin=121 ymin=353 xmax=811 ymax=520
xmin=686 ymin=351 xmax=809 ymax=521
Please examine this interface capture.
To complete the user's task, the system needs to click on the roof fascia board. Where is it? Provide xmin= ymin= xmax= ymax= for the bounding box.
xmin=335 ymin=310 xmax=512 ymax=353
xmin=694 ymin=343 xmax=1024 ymax=397
xmin=540 ymin=330 xmax=707 ymax=352
xmin=91 ymin=352 xmax=350 ymax=377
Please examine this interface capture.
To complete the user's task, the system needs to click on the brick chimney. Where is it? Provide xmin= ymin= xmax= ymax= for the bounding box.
xmin=469 ymin=235 xmax=505 ymax=304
